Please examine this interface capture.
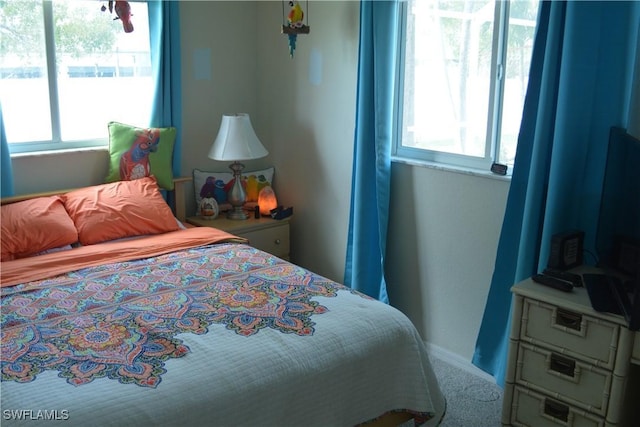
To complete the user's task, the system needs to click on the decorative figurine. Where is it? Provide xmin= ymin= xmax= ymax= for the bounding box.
xmin=288 ymin=1 xmax=304 ymax=29
xmin=199 ymin=195 xmax=219 ymax=220
xmin=282 ymin=0 xmax=310 ymax=58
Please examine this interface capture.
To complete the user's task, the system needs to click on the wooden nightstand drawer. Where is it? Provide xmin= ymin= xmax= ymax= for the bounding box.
xmin=511 ymin=386 xmax=604 ymax=427
xmin=521 ymin=299 xmax=619 ymax=368
xmin=236 ymin=224 xmax=289 ymax=259
xmin=186 ymin=216 xmax=291 ymax=259
xmin=516 ymin=343 xmax=611 ymax=415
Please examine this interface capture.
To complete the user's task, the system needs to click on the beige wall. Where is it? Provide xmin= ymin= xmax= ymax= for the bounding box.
xmin=9 ymin=1 xmax=511 ymax=363
xmin=11 ymin=149 xmax=109 ymax=193
xmin=179 ymin=0 xmax=266 ymax=212
xmin=387 ymin=164 xmax=509 ymax=357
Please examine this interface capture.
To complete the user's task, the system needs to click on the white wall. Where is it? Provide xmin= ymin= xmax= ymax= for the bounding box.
xmin=386 ymin=164 xmax=509 ymax=357
xmin=8 ymin=1 xmax=508 ymax=363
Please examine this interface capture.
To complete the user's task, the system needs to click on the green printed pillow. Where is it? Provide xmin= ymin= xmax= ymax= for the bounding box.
xmin=106 ymin=121 xmax=177 ymax=190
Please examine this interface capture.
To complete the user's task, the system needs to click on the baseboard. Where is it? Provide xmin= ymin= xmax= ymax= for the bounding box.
xmin=425 ymin=341 xmax=497 ymax=385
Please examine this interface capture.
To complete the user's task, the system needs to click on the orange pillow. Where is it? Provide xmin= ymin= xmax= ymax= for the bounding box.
xmin=1 ymin=196 xmax=79 ymax=261
xmin=62 ymin=177 xmax=180 ymax=245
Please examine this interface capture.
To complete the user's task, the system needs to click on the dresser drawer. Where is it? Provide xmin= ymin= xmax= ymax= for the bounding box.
xmin=521 ymin=299 xmax=619 ymax=368
xmin=633 ymin=331 xmax=640 ymax=363
xmin=238 ymin=224 xmax=290 ymax=258
xmin=511 ymin=386 xmax=604 ymax=427
xmin=516 ymin=343 xmax=611 ymax=416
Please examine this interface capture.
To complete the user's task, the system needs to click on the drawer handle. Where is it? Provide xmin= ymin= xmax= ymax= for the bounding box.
xmin=550 ymin=353 xmax=576 ymax=377
xmin=555 ymin=308 xmax=582 ymax=331
xmin=544 ymin=398 xmax=569 ymax=422
xmin=274 ymin=239 xmax=281 ymax=245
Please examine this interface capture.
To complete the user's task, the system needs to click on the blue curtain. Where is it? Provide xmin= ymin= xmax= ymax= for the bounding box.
xmin=473 ymin=1 xmax=640 ymax=386
xmin=1 ymin=101 xmax=14 ymax=197
xmin=344 ymin=1 xmax=401 ymax=302
xmin=148 ymin=1 xmax=182 ymax=179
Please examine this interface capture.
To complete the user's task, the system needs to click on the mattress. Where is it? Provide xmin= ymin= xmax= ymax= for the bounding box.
xmin=1 ymin=229 xmax=444 ymax=426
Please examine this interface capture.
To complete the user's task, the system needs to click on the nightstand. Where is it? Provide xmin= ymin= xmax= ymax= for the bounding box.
xmin=502 ymin=266 xmax=640 ymax=426
xmin=186 ymin=216 xmax=290 ymax=260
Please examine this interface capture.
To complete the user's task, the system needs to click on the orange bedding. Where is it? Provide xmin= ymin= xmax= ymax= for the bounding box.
xmin=0 ymin=227 xmax=246 ymax=288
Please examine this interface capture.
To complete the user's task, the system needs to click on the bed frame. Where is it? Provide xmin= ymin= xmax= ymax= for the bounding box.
xmin=0 ymin=176 xmax=192 ymax=223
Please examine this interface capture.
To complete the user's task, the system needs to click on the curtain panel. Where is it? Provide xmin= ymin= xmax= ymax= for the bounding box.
xmin=344 ymin=1 xmax=401 ymax=302
xmin=473 ymin=0 xmax=640 ymax=386
xmin=1 ymin=102 xmax=14 ymax=198
xmin=148 ymin=0 xmax=182 ymax=179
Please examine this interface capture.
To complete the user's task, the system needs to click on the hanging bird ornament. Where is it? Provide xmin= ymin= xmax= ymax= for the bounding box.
xmin=288 ymin=1 xmax=304 ymax=29
xmin=101 ymin=1 xmax=134 ymax=33
xmin=287 ymin=1 xmax=303 ymax=57
xmin=282 ymin=0 xmax=310 ymax=58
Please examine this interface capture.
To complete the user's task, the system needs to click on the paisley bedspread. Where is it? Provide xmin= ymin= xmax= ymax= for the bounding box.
xmin=1 ymin=237 xmax=444 ymax=426
xmin=2 ymin=243 xmax=344 ymax=388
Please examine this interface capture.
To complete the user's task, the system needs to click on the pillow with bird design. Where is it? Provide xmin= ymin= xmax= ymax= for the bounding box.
xmin=105 ymin=121 xmax=177 ymax=190
xmin=193 ymin=167 xmax=274 ymax=213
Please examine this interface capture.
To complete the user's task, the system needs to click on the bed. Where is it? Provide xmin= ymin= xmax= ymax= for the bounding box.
xmin=0 ymin=176 xmax=445 ymax=426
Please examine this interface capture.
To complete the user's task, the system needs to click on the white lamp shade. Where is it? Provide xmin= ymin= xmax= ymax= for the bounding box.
xmin=208 ymin=114 xmax=268 ymax=161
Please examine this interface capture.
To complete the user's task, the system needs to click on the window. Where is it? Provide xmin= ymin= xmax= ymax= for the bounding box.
xmin=393 ymin=0 xmax=540 ymax=172
xmin=0 ymin=0 xmax=153 ymax=153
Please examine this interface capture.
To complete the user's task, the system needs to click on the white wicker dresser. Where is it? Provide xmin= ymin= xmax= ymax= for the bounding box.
xmin=502 ymin=267 xmax=640 ymax=426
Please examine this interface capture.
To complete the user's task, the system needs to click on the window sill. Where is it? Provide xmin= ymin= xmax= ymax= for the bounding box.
xmin=10 ymin=146 xmax=108 ymax=159
xmin=391 ymin=155 xmax=512 ymax=182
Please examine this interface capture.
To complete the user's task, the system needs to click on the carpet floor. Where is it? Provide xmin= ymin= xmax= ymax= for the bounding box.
xmin=430 ymin=355 xmax=503 ymax=427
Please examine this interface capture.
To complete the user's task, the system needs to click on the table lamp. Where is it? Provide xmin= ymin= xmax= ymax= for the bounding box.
xmin=208 ymin=113 xmax=268 ymax=219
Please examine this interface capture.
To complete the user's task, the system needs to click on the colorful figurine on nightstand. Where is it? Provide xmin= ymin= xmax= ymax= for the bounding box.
xmin=199 ymin=195 xmax=219 ymax=220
